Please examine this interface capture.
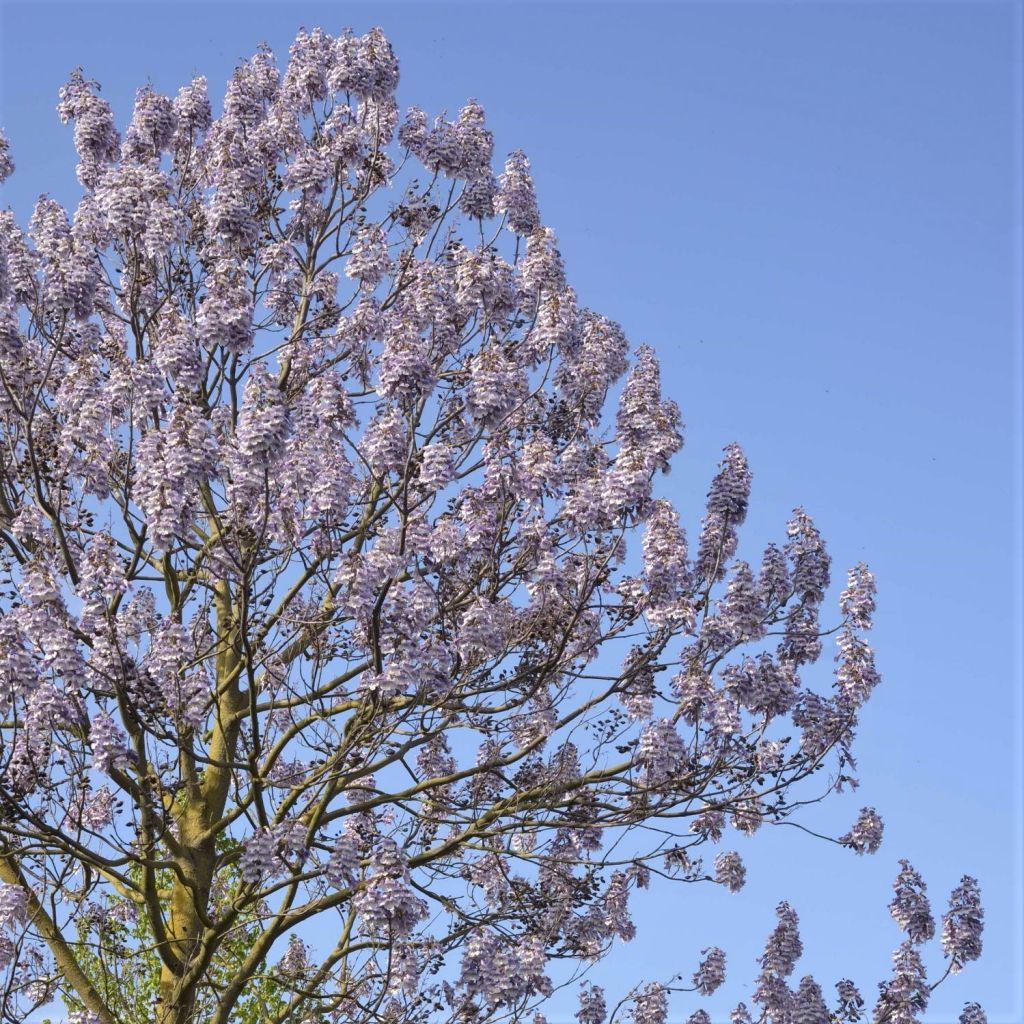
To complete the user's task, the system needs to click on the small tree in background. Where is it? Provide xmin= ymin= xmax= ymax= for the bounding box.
xmin=0 ymin=25 xmax=984 ymax=1024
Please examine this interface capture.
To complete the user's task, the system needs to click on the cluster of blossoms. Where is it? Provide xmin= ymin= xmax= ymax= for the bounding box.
xmin=693 ymin=947 xmax=727 ymax=995
xmin=0 ymin=885 xmax=29 ymax=970
xmin=841 ymin=806 xmax=885 ymax=855
xmin=663 ymin=880 xmax=974 ymax=1024
xmin=0 ymin=22 xmax=985 ymax=1024
xmin=869 ymin=863 xmax=984 ymax=1024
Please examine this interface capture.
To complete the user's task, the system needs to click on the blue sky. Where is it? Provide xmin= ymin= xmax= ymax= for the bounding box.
xmin=0 ymin=2 xmax=1020 ymax=1021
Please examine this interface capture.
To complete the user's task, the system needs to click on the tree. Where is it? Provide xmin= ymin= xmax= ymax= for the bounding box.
xmin=0 ymin=24 xmax=985 ymax=1024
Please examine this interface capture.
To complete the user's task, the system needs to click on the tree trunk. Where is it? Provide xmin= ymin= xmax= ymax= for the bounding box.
xmin=156 ymin=803 xmax=215 ymax=1024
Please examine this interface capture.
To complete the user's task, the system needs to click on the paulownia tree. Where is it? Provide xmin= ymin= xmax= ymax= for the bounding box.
xmin=0 ymin=25 xmax=985 ymax=1024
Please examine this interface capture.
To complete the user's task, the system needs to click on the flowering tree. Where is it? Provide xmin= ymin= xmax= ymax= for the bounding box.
xmin=0 ymin=25 xmax=986 ymax=1024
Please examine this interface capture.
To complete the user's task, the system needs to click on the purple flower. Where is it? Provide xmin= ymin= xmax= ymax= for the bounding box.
xmin=75 ymin=532 xmax=126 ymax=632
xmin=793 ymin=976 xmax=829 ymax=1024
xmin=328 ymin=27 xmax=399 ymax=102
xmin=889 ymin=860 xmax=935 ymax=944
xmin=496 ymin=149 xmax=540 ymax=234
xmin=325 ymin=827 xmax=361 ymax=888
xmin=786 ymin=507 xmax=831 ymax=602
xmin=0 ymin=885 xmax=28 ymax=931
xmin=697 ymin=444 xmax=752 ymax=582
xmin=0 ymin=129 xmax=14 ymax=182
xmin=172 ymin=76 xmax=212 ymax=148
xmin=959 ymin=1003 xmax=987 ymax=1024
xmin=122 ymin=85 xmax=177 ymax=162
xmin=277 ymin=934 xmax=309 ymax=976
xmin=57 ymin=69 xmax=120 ymax=187
xmin=459 ymin=928 xmax=552 ymax=1007
xmin=89 ymin=712 xmax=128 ymax=775
xmin=638 ymin=719 xmax=685 ymax=786
xmin=941 ymin=876 xmax=984 ymax=971
xmin=840 ymin=563 xmax=877 ymax=629
xmin=873 ymin=940 xmax=929 ymax=1024
xmin=835 ymin=979 xmax=865 ymax=1022
xmin=722 ymin=654 xmax=799 ymax=719
xmin=693 ymin=946 xmax=726 ymax=995
xmin=840 ymin=807 xmax=884 ymax=855
xmin=760 ymin=901 xmax=803 ymax=977
xmin=352 ymin=839 xmax=427 ymax=938
xmin=576 ymin=984 xmax=607 ymax=1024
xmin=602 ymin=870 xmax=636 ymax=942
xmin=640 ymin=499 xmax=693 ymax=628
xmin=196 ymin=262 xmax=254 ymax=355
xmin=240 ymin=827 xmax=284 ymax=885
xmin=632 ymin=982 xmax=668 ymax=1024
xmin=835 ymin=628 xmax=881 ymax=709
xmin=80 ymin=786 xmax=117 ymax=830
xmin=714 ymin=852 xmax=747 ymax=894
xmin=345 ymin=224 xmax=391 ymax=288
xmin=758 ymin=542 xmax=791 ymax=607
xmin=717 ymin=561 xmax=765 ymax=642
xmin=236 ymin=364 xmax=290 ymax=463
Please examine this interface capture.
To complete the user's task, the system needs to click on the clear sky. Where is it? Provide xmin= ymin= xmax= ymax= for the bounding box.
xmin=0 ymin=2 xmax=1020 ymax=1021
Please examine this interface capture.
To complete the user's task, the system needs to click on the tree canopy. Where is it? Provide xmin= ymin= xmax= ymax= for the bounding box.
xmin=0 ymin=25 xmax=984 ymax=1024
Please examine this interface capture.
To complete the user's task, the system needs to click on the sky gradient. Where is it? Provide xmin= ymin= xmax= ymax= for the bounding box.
xmin=0 ymin=2 xmax=1020 ymax=1021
